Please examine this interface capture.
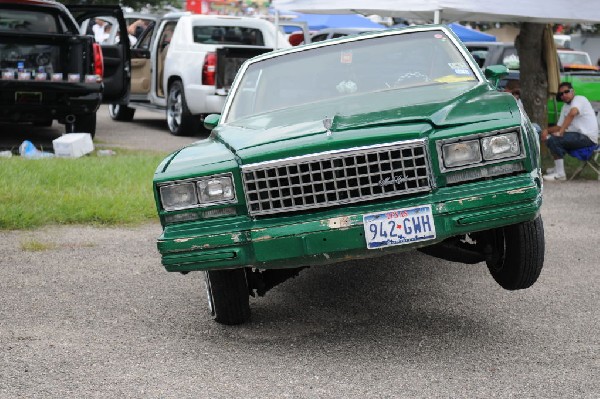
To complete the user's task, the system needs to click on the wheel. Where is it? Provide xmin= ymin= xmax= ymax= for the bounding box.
xmin=108 ymin=104 xmax=135 ymax=122
xmin=203 ymin=269 xmax=250 ymax=325
xmin=486 ymin=216 xmax=545 ymax=290
xmin=167 ymin=80 xmax=201 ymax=136
xmin=65 ymin=113 xmax=97 ymax=138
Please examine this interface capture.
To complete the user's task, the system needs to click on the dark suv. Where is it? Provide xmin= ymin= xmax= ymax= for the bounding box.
xmin=0 ymin=0 xmax=130 ymax=137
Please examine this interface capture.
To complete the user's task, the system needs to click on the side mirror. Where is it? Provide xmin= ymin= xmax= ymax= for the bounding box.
xmin=484 ymin=65 xmax=509 ymax=88
xmin=204 ymin=113 xmax=220 ymax=130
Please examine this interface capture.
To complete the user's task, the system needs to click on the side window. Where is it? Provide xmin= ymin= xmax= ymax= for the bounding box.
xmin=136 ymin=24 xmax=154 ymax=50
xmin=193 ymin=26 xmax=264 ymax=46
xmin=311 ymin=34 xmax=328 ymax=42
xmin=158 ymin=21 xmax=176 ymax=51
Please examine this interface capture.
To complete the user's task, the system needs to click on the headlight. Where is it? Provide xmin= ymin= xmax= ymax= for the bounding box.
xmin=437 ymin=128 xmax=525 ymax=174
xmin=481 ymin=132 xmax=520 ymax=160
xmin=159 ymin=173 xmax=237 ymax=211
xmin=160 ymin=182 xmax=198 ymax=211
xmin=197 ymin=176 xmax=235 ymax=203
xmin=442 ymin=140 xmax=482 ymax=168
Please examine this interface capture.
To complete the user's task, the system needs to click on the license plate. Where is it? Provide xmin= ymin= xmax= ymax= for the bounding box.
xmin=15 ymin=91 xmax=42 ymax=104
xmin=363 ymin=205 xmax=436 ymax=249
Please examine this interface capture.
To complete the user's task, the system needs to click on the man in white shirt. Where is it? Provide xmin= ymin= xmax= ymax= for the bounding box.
xmin=92 ymin=18 xmax=108 ymax=43
xmin=541 ymin=82 xmax=599 ymax=181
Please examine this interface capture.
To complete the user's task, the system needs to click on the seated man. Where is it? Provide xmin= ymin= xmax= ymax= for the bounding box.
xmin=541 ymin=82 xmax=599 ymax=181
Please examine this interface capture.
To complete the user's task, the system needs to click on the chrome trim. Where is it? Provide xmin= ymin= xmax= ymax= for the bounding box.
xmin=242 ymin=140 xmax=432 ymax=217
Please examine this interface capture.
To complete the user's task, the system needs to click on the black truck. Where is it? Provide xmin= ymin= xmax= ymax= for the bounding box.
xmin=0 ymin=0 xmax=130 ymax=137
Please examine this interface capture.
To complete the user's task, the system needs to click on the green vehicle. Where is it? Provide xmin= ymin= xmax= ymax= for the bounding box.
xmin=465 ymin=42 xmax=600 ymax=125
xmin=153 ymin=25 xmax=545 ymax=325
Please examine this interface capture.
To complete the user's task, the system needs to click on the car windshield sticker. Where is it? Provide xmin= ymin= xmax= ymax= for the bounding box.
xmin=340 ymin=51 xmax=353 ymax=64
xmin=448 ymin=62 xmax=471 ymax=75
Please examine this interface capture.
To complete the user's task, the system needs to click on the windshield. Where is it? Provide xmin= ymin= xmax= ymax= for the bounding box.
xmin=225 ymin=30 xmax=477 ymax=123
xmin=558 ymin=51 xmax=592 ymax=66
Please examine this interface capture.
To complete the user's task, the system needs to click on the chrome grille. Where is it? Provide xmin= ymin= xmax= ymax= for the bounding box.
xmin=242 ymin=140 xmax=432 ymax=216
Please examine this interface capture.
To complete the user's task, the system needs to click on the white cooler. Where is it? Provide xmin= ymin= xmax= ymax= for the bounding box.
xmin=52 ymin=133 xmax=94 ymax=158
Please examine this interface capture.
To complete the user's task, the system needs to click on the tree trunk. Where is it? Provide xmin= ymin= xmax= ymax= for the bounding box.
xmin=515 ymin=23 xmax=547 ymax=127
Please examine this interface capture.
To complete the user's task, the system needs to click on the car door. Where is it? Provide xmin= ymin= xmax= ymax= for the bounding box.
xmin=129 ymin=20 xmax=157 ymax=96
xmin=67 ymin=5 xmax=131 ymax=103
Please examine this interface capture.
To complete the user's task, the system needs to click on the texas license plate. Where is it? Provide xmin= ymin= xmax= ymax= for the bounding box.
xmin=363 ymin=205 xmax=436 ymax=249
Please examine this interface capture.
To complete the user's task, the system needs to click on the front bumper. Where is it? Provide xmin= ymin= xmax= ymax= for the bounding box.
xmin=157 ymin=173 xmax=542 ymax=272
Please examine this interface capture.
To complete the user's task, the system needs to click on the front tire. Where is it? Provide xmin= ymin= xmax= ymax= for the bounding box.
xmin=167 ymin=80 xmax=201 ymax=136
xmin=65 ymin=113 xmax=96 ymax=138
xmin=486 ymin=216 xmax=545 ymax=290
xmin=108 ymin=104 xmax=135 ymax=122
xmin=204 ymin=269 xmax=250 ymax=325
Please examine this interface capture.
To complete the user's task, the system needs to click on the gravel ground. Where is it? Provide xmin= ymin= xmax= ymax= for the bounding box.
xmin=1 ymin=108 xmax=599 ymax=398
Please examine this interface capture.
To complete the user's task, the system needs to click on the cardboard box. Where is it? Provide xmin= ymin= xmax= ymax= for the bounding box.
xmin=52 ymin=133 xmax=94 ymax=158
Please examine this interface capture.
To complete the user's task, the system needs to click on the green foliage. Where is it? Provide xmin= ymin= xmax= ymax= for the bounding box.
xmin=0 ymin=151 xmax=166 ymax=230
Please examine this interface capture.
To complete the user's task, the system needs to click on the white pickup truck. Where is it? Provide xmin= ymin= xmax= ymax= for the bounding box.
xmin=109 ymin=13 xmax=289 ymax=136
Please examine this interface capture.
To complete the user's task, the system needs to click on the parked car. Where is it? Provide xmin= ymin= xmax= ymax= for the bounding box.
xmin=310 ymin=26 xmax=386 ymax=42
xmin=465 ymin=41 xmax=600 ymax=124
xmin=0 ymin=0 xmax=130 ymax=137
xmin=109 ymin=13 xmax=289 ymax=136
xmin=557 ymin=48 xmax=599 ymax=71
xmin=153 ymin=25 xmax=545 ymax=325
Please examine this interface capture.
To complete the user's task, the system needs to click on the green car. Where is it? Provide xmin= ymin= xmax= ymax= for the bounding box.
xmin=153 ymin=25 xmax=545 ymax=325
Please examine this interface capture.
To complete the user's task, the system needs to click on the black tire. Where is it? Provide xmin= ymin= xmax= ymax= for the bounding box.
xmin=167 ymin=80 xmax=201 ymax=136
xmin=108 ymin=104 xmax=135 ymax=122
xmin=65 ymin=113 xmax=97 ymax=138
xmin=204 ymin=269 xmax=250 ymax=325
xmin=486 ymin=216 xmax=545 ymax=290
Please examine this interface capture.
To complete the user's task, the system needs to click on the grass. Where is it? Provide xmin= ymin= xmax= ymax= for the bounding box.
xmin=0 ymin=150 xmax=167 ymax=230
xmin=1 ymin=146 xmax=595 ymax=231
xmin=20 ymin=240 xmax=58 ymax=252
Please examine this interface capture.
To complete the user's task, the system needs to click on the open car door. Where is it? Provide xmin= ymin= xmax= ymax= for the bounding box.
xmin=67 ymin=5 xmax=131 ymax=104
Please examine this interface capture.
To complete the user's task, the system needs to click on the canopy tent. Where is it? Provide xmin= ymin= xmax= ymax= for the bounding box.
xmin=272 ymin=9 xmax=386 ymax=33
xmin=448 ymin=23 xmax=495 ymax=42
xmin=271 ymin=0 xmax=600 ymax=24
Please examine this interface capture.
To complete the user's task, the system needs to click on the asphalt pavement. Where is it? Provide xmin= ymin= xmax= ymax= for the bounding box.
xmin=0 ymin=107 xmax=598 ymax=398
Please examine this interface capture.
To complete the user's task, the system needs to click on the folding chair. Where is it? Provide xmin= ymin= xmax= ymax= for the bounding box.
xmin=568 ymin=144 xmax=600 ymax=180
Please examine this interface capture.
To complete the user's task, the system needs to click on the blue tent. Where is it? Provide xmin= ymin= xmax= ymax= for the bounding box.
xmin=273 ymin=10 xmax=386 ymax=33
xmin=448 ymin=23 xmax=496 ymax=42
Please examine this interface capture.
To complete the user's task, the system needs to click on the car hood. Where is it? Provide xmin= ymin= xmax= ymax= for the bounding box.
xmin=160 ymin=83 xmax=518 ymax=174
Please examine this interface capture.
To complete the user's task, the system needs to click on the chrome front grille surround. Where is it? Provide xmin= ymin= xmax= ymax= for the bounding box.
xmin=241 ymin=140 xmax=432 ymax=217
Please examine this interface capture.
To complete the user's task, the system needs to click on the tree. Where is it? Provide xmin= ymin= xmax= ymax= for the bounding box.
xmin=515 ymin=23 xmax=548 ymax=127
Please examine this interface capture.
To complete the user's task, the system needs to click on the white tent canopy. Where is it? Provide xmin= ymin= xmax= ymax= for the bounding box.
xmin=271 ymin=0 xmax=600 ymax=24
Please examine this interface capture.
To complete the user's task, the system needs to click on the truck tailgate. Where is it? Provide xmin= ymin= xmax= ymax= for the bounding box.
xmin=0 ymin=33 xmax=96 ymax=83
xmin=216 ymin=47 xmax=272 ymax=91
